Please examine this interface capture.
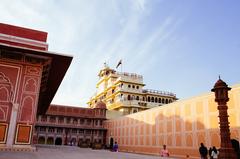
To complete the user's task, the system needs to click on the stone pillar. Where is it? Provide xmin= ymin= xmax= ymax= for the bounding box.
xmin=6 ymin=103 xmax=19 ymax=147
xmin=211 ymin=78 xmax=237 ymax=159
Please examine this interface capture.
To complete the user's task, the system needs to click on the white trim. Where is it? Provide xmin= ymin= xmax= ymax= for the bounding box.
xmin=0 ymin=33 xmax=48 ymax=50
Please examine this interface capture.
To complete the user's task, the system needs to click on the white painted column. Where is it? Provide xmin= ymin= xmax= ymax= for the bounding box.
xmin=6 ymin=103 xmax=19 ymax=147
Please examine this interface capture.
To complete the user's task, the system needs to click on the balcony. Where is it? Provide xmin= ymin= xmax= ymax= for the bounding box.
xmin=142 ymin=89 xmax=176 ymax=97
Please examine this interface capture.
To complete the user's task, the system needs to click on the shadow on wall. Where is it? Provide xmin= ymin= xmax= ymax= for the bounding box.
xmin=105 ymin=106 xmax=240 ymax=159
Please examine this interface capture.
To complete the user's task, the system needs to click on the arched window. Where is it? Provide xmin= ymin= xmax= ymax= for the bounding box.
xmin=20 ymin=96 xmax=33 ymax=122
xmin=155 ymin=97 xmax=158 ymax=103
xmin=136 ymin=96 xmax=139 ymax=100
xmin=148 ymin=97 xmax=150 ymax=102
xmin=158 ymin=98 xmax=161 ymax=103
xmin=128 ymin=95 xmax=131 ymax=100
xmin=143 ymin=97 xmax=145 ymax=101
xmin=132 ymin=85 xmax=135 ymax=89
xmin=162 ymin=98 xmax=165 ymax=104
xmin=166 ymin=99 xmax=169 ymax=104
xmin=136 ymin=86 xmax=139 ymax=89
xmin=0 ymin=87 xmax=9 ymax=101
xmin=151 ymin=97 xmax=154 ymax=102
xmin=38 ymin=136 xmax=45 ymax=144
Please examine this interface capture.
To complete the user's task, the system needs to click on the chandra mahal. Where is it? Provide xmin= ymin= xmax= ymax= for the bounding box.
xmin=88 ymin=64 xmax=177 ymax=115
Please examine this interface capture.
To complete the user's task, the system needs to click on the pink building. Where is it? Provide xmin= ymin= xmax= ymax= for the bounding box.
xmin=0 ymin=23 xmax=72 ymax=149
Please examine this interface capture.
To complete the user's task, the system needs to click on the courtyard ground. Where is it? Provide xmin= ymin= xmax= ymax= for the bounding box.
xmin=0 ymin=145 xmax=177 ymax=159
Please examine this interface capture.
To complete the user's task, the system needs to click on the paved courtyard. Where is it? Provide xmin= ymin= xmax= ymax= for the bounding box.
xmin=0 ymin=145 xmax=177 ymax=159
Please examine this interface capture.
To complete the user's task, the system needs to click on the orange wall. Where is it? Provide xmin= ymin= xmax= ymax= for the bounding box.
xmin=104 ymin=84 xmax=240 ymax=159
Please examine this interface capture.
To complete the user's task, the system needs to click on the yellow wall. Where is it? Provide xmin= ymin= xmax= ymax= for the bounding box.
xmin=104 ymin=84 xmax=240 ymax=159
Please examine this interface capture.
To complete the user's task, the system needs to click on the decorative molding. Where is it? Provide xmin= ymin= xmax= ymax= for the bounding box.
xmin=0 ymin=123 xmax=8 ymax=144
xmin=15 ymin=124 xmax=32 ymax=145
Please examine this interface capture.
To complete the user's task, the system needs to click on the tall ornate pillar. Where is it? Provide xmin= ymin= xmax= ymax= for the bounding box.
xmin=211 ymin=77 xmax=237 ymax=159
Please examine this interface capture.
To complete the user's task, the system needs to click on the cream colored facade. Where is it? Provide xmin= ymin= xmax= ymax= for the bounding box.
xmin=88 ymin=65 xmax=177 ymax=115
xmin=104 ymin=84 xmax=240 ymax=159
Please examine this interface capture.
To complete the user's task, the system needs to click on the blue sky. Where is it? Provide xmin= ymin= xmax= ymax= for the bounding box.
xmin=1 ymin=0 xmax=240 ymax=107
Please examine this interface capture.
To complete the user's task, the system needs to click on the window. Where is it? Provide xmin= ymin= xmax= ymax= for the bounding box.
xmin=162 ymin=98 xmax=165 ymax=104
xmin=155 ymin=97 xmax=158 ymax=103
xmin=66 ymin=117 xmax=71 ymax=124
xmin=80 ymin=119 xmax=84 ymax=124
xmin=136 ymin=86 xmax=139 ymax=89
xmin=151 ymin=97 xmax=154 ymax=102
xmin=166 ymin=99 xmax=169 ymax=104
xmin=158 ymin=98 xmax=161 ymax=103
xmin=148 ymin=97 xmax=150 ymax=102
xmin=95 ymin=120 xmax=98 ymax=125
xmin=40 ymin=127 xmax=46 ymax=132
xmin=143 ymin=97 xmax=145 ymax=101
xmin=136 ymin=96 xmax=139 ymax=100
xmin=132 ymin=85 xmax=135 ymax=89
xmin=48 ymin=127 xmax=54 ymax=133
xmin=50 ymin=116 xmax=56 ymax=123
xmin=79 ymin=130 xmax=84 ymax=134
xmin=128 ymin=95 xmax=131 ymax=100
xmin=58 ymin=117 xmax=64 ymax=123
xmin=57 ymin=128 xmax=63 ymax=133
xmin=72 ymin=129 xmax=77 ymax=134
xmin=87 ymin=119 xmax=91 ymax=125
xmin=73 ymin=118 xmax=78 ymax=124
xmin=41 ymin=116 xmax=47 ymax=122
xmin=128 ymin=85 xmax=131 ymax=88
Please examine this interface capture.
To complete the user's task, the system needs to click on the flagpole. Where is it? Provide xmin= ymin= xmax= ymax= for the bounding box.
xmin=121 ymin=61 xmax=123 ymax=72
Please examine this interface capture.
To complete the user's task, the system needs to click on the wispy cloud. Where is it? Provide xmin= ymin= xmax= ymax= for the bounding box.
xmin=2 ymin=0 xmax=238 ymax=106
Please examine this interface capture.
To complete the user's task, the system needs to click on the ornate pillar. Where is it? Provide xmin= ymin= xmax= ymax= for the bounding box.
xmin=211 ymin=78 xmax=237 ymax=159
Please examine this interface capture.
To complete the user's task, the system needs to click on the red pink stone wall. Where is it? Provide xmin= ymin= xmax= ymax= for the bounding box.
xmin=104 ymin=84 xmax=240 ymax=159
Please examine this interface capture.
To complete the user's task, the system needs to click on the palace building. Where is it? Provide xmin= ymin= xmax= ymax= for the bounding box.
xmin=34 ymin=102 xmax=107 ymax=147
xmin=88 ymin=64 xmax=177 ymax=115
xmin=0 ymin=23 xmax=107 ymax=150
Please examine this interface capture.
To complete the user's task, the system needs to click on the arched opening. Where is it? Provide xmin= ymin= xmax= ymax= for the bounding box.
xmin=231 ymin=139 xmax=240 ymax=153
xmin=151 ymin=97 xmax=154 ymax=102
xmin=162 ymin=98 xmax=165 ymax=104
xmin=133 ymin=109 xmax=138 ymax=113
xmin=158 ymin=98 xmax=161 ymax=103
xmin=110 ymin=137 xmax=114 ymax=150
xmin=71 ymin=138 xmax=77 ymax=146
xmin=136 ymin=96 xmax=139 ymax=100
xmin=55 ymin=137 xmax=62 ymax=145
xmin=155 ymin=97 xmax=158 ymax=103
xmin=147 ymin=97 xmax=150 ymax=102
xmin=47 ymin=137 xmax=54 ymax=145
xmin=166 ymin=99 xmax=169 ymax=104
xmin=143 ymin=97 xmax=145 ymax=101
xmin=38 ymin=136 xmax=45 ymax=144
xmin=127 ymin=95 xmax=131 ymax=100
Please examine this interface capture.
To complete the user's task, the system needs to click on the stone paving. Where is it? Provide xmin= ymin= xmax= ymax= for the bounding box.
xmin=0 ymin=145 xmax=177 ymax=159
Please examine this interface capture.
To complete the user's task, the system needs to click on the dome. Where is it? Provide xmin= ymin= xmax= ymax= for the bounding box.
xmin=214 ymin=79 xmax=228 ymax=88
xmin=211 ymin=77 xmax=231 ymax=92
xmin=94 ymin=101 xmax=107 ymax=109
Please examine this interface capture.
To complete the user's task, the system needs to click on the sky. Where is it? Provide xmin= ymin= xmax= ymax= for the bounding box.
xmin=1 ymin=0 xmax=240 ymax=107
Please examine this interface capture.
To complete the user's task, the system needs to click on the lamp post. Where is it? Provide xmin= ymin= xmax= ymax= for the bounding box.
xmin=211 ymin=77 xmax=237 ymax=159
